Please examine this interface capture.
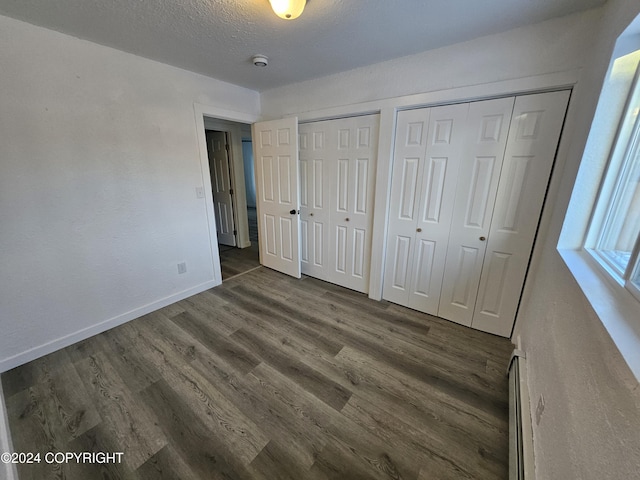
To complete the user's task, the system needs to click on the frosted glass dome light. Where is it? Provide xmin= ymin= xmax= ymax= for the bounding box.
xmin=269 ymin=0 xmax=306 ymax=20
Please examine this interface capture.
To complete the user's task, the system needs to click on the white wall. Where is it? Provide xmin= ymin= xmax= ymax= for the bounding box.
xmin=261 ymin=9 xmax=600 ymax=117
xmin=512 ymin=0 xmax=640 ymax=478
xmin=0 ymin=14 xmax=260 ymax=371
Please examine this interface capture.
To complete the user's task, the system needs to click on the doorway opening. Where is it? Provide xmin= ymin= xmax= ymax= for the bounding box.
xmin=242 ymin=139 xmax=258 ymax=246
xmin=202 ymin=117 xmax=259 ymax=281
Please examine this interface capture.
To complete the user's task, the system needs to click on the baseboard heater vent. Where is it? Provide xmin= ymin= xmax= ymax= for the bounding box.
xmin=508 ymin=349 xmax=534 ymax=480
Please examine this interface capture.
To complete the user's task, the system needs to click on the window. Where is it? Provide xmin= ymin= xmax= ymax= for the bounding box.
xmin=559 ymin=23 xmax=640 ymax=381
xmin=586 ymin=63 xmax=640 ymax=302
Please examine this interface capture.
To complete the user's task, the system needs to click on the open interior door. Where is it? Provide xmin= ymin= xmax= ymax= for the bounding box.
xmin=252 ymin=117 xmax=301 ymax=278
xmin=206 ymin=130 xmax=236 ymax=246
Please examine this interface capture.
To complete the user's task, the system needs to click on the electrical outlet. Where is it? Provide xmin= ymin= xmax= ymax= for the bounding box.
xmin=196 ymin=187 xmax=205 ymax=198
xmin=177 ymin=262 xmax=187 ymax=274
xmin=535 ymin=394 xmax=545 ymax=425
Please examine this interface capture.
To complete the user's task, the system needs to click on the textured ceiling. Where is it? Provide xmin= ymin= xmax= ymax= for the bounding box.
xmin=0 ymin=0 xmax=606 ymax=91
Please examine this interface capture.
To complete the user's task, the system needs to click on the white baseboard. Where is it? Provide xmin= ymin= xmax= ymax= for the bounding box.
xmin=0 ymin=279 xmax=219 ymax=373
xmin=0 ymin=382 xmax=18 ymax=480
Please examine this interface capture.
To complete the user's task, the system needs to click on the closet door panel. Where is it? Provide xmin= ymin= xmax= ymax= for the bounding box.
xmin=408 ymin=103 xmax=470 ymax=314
xmin=472 ymin=90 xmax=570 ymax=336
xmin=388 ymin=235 xmax=414 ymax=293
xmin=383 ymin=109 xmax=430 ymax=305
xmin=443 ymin=244 xmax=484 ymax=310
xmin=412 ymin=238 xmax=437 ymax=297
xmin=329 ymin=116 xmax=379 ymax=293
xmin=299 ymin=123 xmax=331 ymax=281
xmin=438 ymin=97 xmax=515 ymax=326
xmin=335 ymin=225 xmax=348 ymax=273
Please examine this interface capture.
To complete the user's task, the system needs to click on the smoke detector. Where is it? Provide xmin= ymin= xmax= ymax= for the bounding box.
xmin=252 ymin=55 xmax=268 ymax=67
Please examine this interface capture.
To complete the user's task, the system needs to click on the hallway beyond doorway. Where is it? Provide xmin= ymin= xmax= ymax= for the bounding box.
xmin=219 ymin=207 xmax=259 ymax=280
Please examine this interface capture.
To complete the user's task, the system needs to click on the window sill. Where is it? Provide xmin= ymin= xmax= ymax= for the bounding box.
xmin=559 ymin=248 xmax=640 ymax=381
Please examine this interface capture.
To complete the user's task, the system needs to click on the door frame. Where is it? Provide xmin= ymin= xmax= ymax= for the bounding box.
xmin=194 ymin=104 xmax=259 ymax=284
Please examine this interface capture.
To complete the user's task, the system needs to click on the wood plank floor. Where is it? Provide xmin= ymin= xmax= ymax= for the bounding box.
xmin=219 ymin=207 xmax=260 ymax=280
xmin=219 ymin=243 xmax=260 ymax=280
xmin=2 ymin=267 xmax=513 ymax=480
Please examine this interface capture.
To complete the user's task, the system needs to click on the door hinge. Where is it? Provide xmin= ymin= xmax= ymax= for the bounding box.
xmin=229 ymin=188 xmax=234 ymax=195
xmin=225 ymin=144 xmax=230 ymax=151
xmin=233 ymin=230 xmax=237 ymax=235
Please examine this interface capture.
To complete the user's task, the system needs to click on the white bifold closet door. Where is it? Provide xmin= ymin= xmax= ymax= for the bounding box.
xmin=382 ymin=103 xmax=470 ymax=312
xmin=299 ymin=122 xmax=331 ymax=282
xmin=437 ymin=97 xmax=515 ymax=324
xmin=383 ymin=91 xmax=570 ymax=337
xmin=467 ymin=90 xmax=570 ymax=336
xmin=383 ymin=97 xmax=515 ymax=315
xmin=299 ymin=115 xmax=379 ymax=293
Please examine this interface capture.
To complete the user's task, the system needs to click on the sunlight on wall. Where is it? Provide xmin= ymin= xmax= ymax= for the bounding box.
xmin=559 ymin=44 xmax=640 ymax=249
xmin=611 ymin=49 xmax=640 ymax=78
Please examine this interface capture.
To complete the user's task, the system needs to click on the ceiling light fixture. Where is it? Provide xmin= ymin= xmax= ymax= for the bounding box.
xmin=269 ymin=0 xmax=306 ymax=20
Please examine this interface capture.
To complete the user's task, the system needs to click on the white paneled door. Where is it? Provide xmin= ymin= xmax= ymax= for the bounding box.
xmin=299 ymin=115 xmax=379 ymax=293
xmin=207 ymin=130 xmax=236 ymax=247
xmin=471 ymin=91 xmax=570 ymax=336
xmin=330 ymin=116 xmax=379 ymax=293
xmin=438 ymin=97 xmax=515 ymax=326
xmin=383 ymin=103 xmax=470 ymax=313
xmin=252 ymin=117 xmax=301 ymax=278
xmin=383 ymin=91 xmax=569 ymax=337
xmin=299 ymin=121 xmax=331 ymax=282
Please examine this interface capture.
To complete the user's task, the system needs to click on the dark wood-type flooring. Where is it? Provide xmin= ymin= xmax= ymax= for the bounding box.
xmin=219 ymin=207 xmax=260 ymax=280
xmin=219 ymin=243 xmax=260 ymax=280
xmin=2 ymin=267 xmax=513 ymax=480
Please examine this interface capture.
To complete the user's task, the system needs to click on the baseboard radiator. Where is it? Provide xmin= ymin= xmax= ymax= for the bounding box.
xmin=508 ymin=349 xmax=534 ymax=480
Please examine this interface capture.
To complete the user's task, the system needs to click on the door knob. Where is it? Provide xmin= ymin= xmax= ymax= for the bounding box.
xmin=310 ymin=213 xmax=314 ymax=216
xmin=417 ymin=228 xmax=422 ymax=232
xmin=290 ymin=209 xmax=297 ymax=215
xmin=345 ymin=218 xmax=350 ymax=222
xmin=479 ymin=236 xmax=486 ymax=241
